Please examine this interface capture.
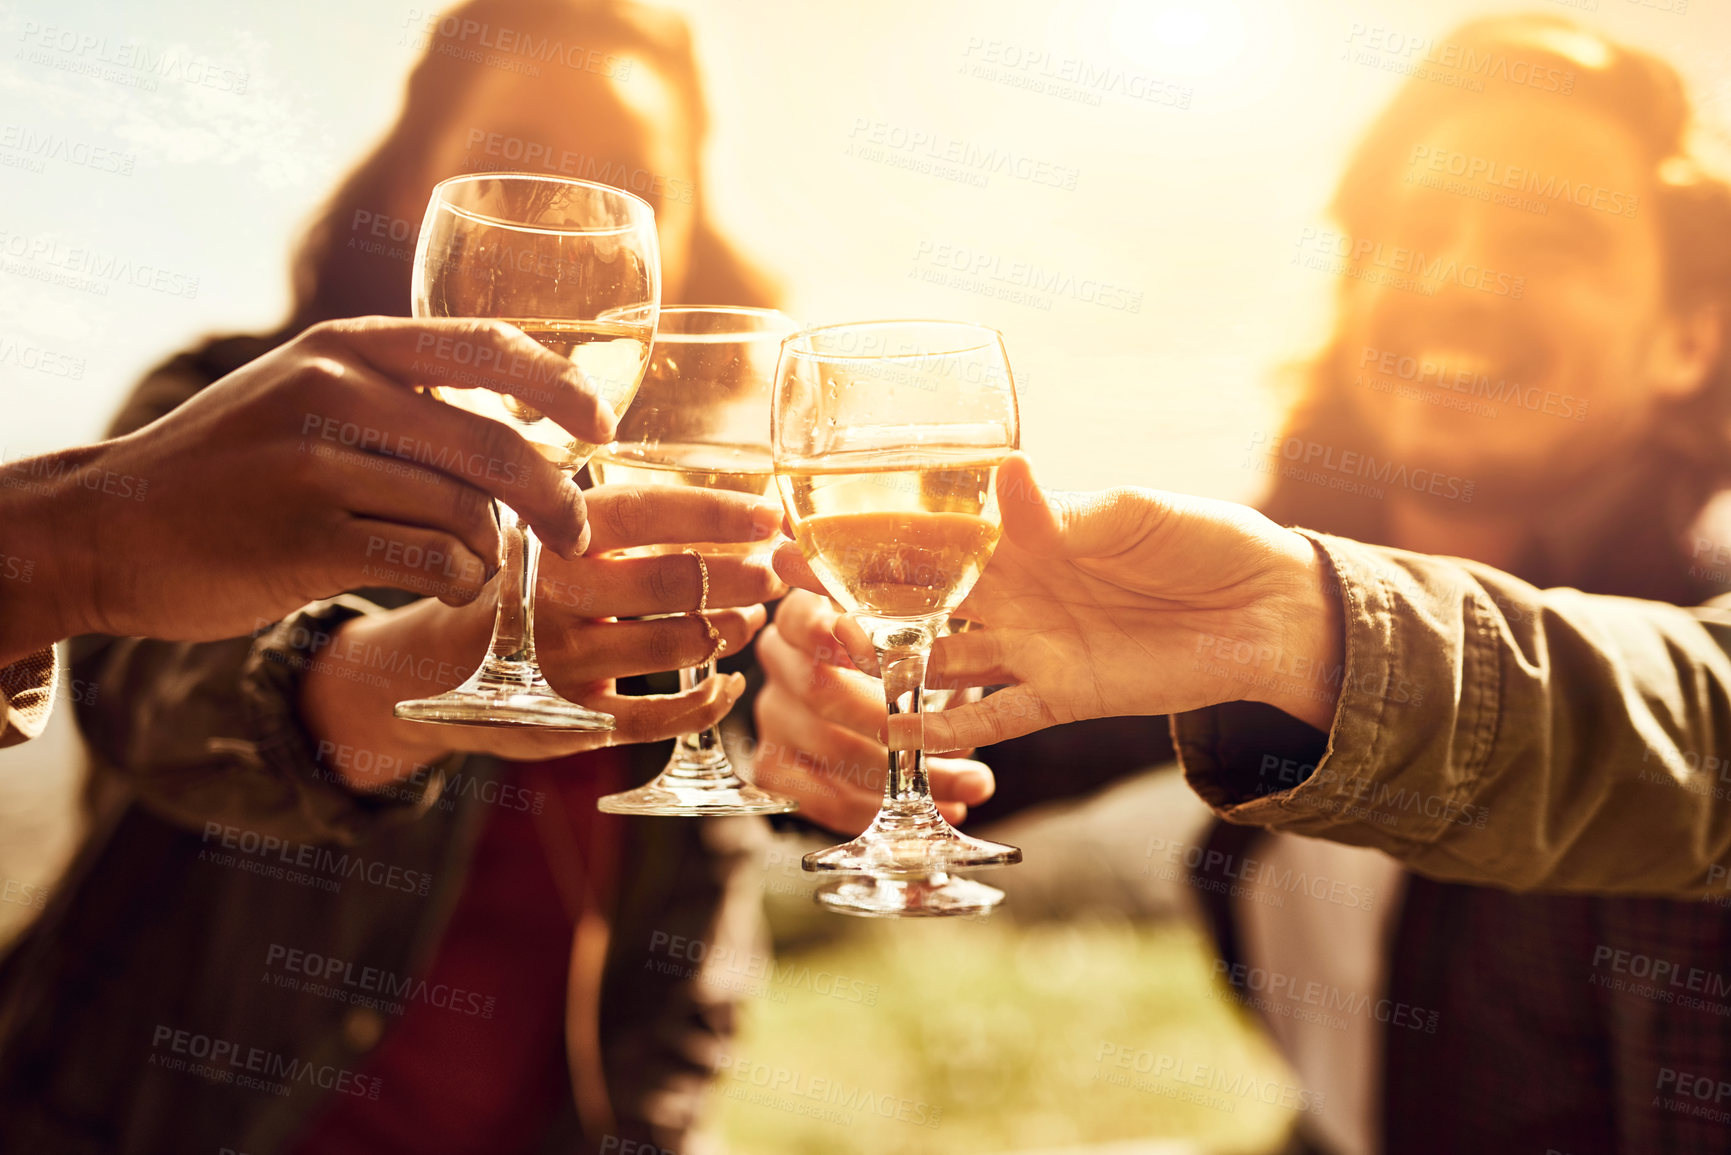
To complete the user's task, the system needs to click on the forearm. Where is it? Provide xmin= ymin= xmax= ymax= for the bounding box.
xmin=1176 ymin=531 xmax=1731 ymax=895
xmin=0 ymin=446 xmax=105 ymax=665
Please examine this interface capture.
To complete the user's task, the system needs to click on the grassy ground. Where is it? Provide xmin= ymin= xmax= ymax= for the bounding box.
xmin=712 ymin=910 xmax=1298 ymax=1154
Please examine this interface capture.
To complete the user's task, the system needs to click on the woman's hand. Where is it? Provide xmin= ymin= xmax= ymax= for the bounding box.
xmin=301 ymin=484 xmax=787 ymax=788
xmin=773 ymin=454 xmax=1345 ymax=753
xmin=750 ymin=589 xmax=995 ymax=834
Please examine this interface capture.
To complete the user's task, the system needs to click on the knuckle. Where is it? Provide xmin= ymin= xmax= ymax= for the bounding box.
xmin=601 ymin=487 xmax=650 ymax=543
xmin=643 ymin=558 xmax=688 ymax=608
xmin=449 ymin=483 xmax=493 ymax=535
xmin=647 ymin=621 xmax=688 ymax=670
xmin=299 ymin=319 xmax=350 ymax=349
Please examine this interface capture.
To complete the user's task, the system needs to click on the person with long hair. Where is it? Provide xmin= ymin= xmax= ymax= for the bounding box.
xmin=0 ymin=3 xmax=786 ymax=1152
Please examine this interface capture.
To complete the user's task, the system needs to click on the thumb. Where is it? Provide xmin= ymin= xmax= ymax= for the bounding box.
xmin=998 ymin=453 xmax=1168 ymax=561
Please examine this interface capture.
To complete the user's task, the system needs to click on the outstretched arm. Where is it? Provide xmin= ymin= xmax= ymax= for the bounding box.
xmin=775 ymin=455 xmax=1731 ymax=895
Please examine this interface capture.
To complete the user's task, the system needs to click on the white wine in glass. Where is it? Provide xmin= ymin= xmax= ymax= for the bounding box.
xmin=590 ymin=306 xmax=800 ymax=815
xmin=773 ymin=320 xmax=1021 ymax=918
xmin=393 ymin=174 xmax=659 ymax=730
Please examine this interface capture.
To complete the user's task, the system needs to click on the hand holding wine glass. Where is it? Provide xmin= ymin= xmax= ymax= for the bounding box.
xmin=589 ymin=306 xmax=801 ymax=816
xmin=771 ymin=319 xmax=1022 ymax=917
xmin=395 ymin=173 xmax=660 ymax=730
xmin=301 ymin=483 xmax=786 ymax=788
xmin=772 ymin=454 xmax=1346 ymax=747
xmin=752 ymin=588 xmax=998 ymax=834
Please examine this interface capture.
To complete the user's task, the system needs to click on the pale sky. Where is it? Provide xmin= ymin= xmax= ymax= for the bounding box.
xmin=2 ymin=0 xmax=1727 ymax=497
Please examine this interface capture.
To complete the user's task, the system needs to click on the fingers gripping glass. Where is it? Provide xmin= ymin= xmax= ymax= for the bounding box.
xmin=772 ymin=320 xmax=1022 ymax=917
xmin=590 ymin=307 xmax=801 ymax=816
xmin=394 ymin=174 xmax=659 ymax=730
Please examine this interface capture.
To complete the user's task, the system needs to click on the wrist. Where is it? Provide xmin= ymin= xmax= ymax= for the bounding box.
xmin=0 ymin=446 xmax=106 ymax=664
xmin=299 ymin=600 xmax=475 ymax=790
xmin=1250 ymin=530 xmax=1346 ymax=731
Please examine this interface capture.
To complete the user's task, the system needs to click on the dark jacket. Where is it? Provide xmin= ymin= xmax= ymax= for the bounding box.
xmin=0 ymin=337 xmax=763 ymax=1155
xmin=1182 ymin=456 xmax=1731 ymax=1154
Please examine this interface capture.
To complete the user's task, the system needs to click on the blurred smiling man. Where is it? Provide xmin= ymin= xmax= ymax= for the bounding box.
xmin=1223 ymin=16 xmax=1731 ymax=1155
xmin=755 ymin=15 xmax=1731 ymax=1155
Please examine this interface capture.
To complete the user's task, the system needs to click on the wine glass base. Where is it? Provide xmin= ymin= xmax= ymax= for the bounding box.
xmin=597 ymin=780 xmax=798 ymax=817
xmin=394 ymin=661 xmax=614 ymax=731
xmin=815 ymin=873 xmax=1005 ymax=918
xmin=802 ymin=819 xmax=1021 ymax=875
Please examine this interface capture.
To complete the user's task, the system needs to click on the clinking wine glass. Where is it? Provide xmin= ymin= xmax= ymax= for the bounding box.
xmin=394 ymin=173 xmax=659 ymax=730
xmin=589 ymin=306 xmax=801 ymax=816
xmin=771 ymin=320 xmax=1022 ymax=917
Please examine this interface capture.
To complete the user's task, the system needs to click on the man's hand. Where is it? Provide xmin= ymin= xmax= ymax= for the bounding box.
xmin=301 ymin=485 xmax=789 ymax=783
xmin=1 ymin=317 xmax=614 ymax=664
xmin=773 ymin=454 xmax=1345 ymax=751
xmin=750 ymin=589 xmax=995 ymax=834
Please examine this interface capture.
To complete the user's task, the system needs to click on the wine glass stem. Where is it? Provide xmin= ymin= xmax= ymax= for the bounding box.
xmin=488 ymin=501 xmax=543 ymax=668
xmin=669 ymin=657 xmax=729 ymax=770
xmin=877 ymin=627 xmax=936 ymax=808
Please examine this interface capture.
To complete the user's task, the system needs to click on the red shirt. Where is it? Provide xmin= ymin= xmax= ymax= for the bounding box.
xmin=289 ymin=752 xmax=625 ymax=1155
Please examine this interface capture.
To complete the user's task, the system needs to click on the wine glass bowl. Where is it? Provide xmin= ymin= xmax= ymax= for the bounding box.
xmin=772 ymin=320 xmax=1021 ymax=917
xmin=393 ymin=173 xmax=659 ymax=730
xmin=590 ymin=306 xmax=801 ymax=816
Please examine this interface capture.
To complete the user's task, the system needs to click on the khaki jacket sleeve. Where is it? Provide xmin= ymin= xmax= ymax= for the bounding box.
xmin=0 ymin=647 xmax=56 ymax=748
xmin=1173 ymin=529 xmax=1731 ymax=896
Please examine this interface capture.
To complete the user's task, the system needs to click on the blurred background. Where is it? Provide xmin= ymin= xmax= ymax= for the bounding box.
xmin=2 ymin=0 xmax=1727 ymax=1151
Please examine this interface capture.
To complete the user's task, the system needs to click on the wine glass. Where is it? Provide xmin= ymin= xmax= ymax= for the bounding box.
xmin=771 ymin=320 xmax=1022 ymax=917
xmin=589 ymin=306 xmax=801 ymax=816
xmin=394 ymin=173 xmax=659 ymax=730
